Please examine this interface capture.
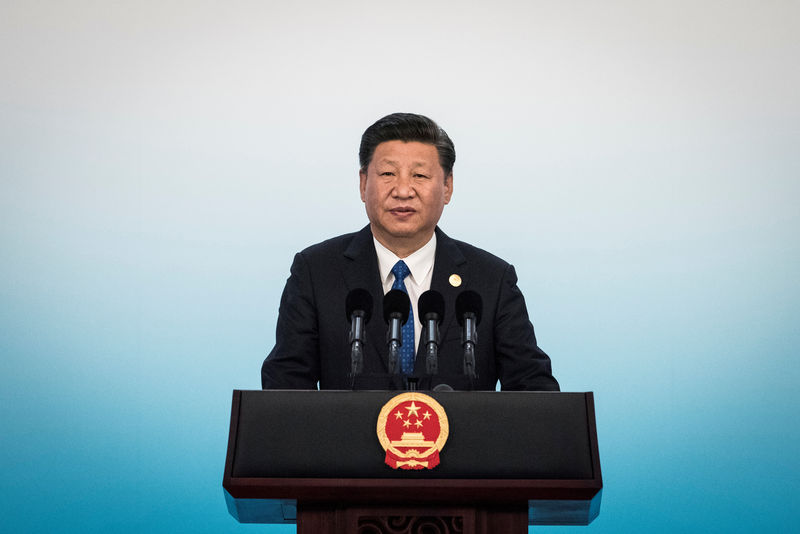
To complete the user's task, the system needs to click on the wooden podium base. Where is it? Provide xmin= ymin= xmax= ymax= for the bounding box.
xmin=297 ymin=503 xmax=528 ymax=534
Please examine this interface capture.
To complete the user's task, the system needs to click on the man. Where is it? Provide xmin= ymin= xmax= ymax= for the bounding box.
xmin=261 ymin=113 xmax=558 ymax=391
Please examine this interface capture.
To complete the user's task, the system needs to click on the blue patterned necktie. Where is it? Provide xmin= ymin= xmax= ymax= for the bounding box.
xmin=391 ymin=260 xmax=416 ymax=374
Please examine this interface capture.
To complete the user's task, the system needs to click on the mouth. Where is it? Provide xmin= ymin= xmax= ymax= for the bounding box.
xmin=389 ymin=207 xmax=416 ymax=215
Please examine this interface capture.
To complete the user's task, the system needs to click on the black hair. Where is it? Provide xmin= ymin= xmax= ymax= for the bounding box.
xmin=359 ymin=113 xmax=456 ymax=176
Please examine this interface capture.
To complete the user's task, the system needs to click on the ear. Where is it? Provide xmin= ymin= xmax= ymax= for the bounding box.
xmin=443 ymin=173 xmax=454 ymax=205
xmin=359 ymin=169 xmax=367 ymax=202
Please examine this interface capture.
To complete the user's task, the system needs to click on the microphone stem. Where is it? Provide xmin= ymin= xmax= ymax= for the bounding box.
xmin=426 ymin=342 xmax=438 ymax=375
xmin=350 ymin=312 xmax=365 ymax=376
xmin=351 ymin=340 xmax=364 ymax=375
xmin=423 ymin=316 xmax=440 ymax=376
xmin=388 ymin=339 xmax=400 ymax=374
xmin=463 ymin=341 xmax=476 ymax=379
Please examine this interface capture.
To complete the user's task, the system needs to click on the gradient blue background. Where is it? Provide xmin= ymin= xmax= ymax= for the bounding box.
xmin=2 ymin=1 xmax=798 ymax=532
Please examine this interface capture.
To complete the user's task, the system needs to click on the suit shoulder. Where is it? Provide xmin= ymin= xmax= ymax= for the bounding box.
xmin=449 ymin=236 xmax=511 ymax=271
xmin=298 ymin=230 xmax=361 ymax=258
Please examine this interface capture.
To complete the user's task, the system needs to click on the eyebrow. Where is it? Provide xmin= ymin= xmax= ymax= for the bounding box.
xmin=377 ymin=159 xmax=431 ymax=168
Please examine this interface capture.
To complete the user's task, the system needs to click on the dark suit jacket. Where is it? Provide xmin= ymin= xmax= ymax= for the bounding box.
xmin=261 ymin=226 xmax=559 ymax=391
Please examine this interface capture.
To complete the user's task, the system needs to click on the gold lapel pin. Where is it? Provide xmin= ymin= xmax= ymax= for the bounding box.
xmin=448 ymin=274 xmax=462 ymax=287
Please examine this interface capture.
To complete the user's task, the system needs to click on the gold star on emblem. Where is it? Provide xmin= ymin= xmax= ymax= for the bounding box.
xmin=423 ymin=411 xmax=432 ymax=420
xmin=414 ymin=419 xmax=423 ymax=428
xmin=406 ymin=402 xmax=421 ymax=418
xmin=394 ymin=411 xmax=404 ymax=420
xmin=403 ymin=419 xmax=412 ymax=428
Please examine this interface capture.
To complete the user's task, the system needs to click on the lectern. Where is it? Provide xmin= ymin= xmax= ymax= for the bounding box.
xmin=223 ymin=390 xmax=602 ymax=533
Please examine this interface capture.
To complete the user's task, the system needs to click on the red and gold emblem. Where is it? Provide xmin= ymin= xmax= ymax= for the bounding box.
xmin=376 ymin=392 xmax=449 ymax=470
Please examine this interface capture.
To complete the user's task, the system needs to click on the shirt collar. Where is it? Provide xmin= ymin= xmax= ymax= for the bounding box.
xmin=374 ymin=233 xmax=437 ymax=286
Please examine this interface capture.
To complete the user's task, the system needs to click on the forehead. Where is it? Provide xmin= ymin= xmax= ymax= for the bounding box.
xmin=371 ymin=140 xmax=441 ymax=169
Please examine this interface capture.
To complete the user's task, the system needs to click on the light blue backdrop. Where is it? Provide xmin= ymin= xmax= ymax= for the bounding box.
xmin=2 ymin=1 xmax=798 ymax=532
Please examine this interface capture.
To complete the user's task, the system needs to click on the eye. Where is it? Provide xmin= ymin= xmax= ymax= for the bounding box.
xmin=380 ymin=171 xmax=395 ymax=177
xmin=414 ymin=173 xmax=430 ymax=179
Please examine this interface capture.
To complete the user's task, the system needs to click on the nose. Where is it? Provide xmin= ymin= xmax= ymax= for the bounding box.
xmin=392 ymin=173 xmax=415 ymax=198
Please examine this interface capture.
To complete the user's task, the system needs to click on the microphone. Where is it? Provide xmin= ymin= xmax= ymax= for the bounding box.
xmin=418 ymin=290 xmax=445 ymax=375
xmin=383 ymin=289 xmax=411 ymax=375
xmin=346 ymin=288 xmax=373 ymax=376
xmin=456 ymin=290 xmax=482 ymax=381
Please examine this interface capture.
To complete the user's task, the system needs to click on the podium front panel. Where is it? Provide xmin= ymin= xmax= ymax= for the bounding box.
xmin=231 ymin=390 xmax=593 ymax=479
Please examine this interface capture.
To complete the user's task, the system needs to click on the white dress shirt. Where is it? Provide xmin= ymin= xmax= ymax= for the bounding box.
xmin=373 ymin=233 xmax=437 ymax=352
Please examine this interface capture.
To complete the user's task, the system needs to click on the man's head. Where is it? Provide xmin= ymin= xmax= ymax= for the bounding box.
xmin=359 ymin=113 xmax=455 ymax=258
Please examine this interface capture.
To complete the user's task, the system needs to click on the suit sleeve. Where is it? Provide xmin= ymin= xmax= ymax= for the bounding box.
xmin=261 ymin=252 xmax=321 ymax=389
xmin=494 ymin=264 xmax=560 ymax=391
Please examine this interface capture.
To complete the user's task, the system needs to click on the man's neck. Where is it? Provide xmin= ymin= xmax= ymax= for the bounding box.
xmin=370 ymin=226 xmax=435 ymax=259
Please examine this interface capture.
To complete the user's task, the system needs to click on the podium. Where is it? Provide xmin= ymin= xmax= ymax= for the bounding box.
xmin=223 ymin=390 xmax=602 ymax=533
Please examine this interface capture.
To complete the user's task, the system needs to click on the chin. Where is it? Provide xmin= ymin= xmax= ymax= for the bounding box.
xmin=380 ymin=223 xmax=419 ymax=238
xmin=386 ymin=229 xmax=418 ymax=239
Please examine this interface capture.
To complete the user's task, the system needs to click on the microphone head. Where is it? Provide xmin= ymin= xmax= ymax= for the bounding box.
xmin=455 ymin=290 xmax=483 ymax=326
xmin=345 ymin=288 xmax=373 ymax=323
xmin=383 ymin=289 xmax=411 ymax=325
xmin=418 ymin=290 xmax=445 ymax=324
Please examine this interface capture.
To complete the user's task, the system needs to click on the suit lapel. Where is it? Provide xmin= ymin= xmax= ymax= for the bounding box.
xmin=341 ymin=225 xmax=388 ymax=370
xmin=430 ymin=227 xmax=468 ymax=346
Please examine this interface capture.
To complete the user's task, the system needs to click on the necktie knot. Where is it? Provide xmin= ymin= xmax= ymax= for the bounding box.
xmin=391 ymin=260 xmax=411 ymax=289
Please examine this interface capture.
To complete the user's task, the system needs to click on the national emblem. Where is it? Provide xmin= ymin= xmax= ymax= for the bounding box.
xmin=376 ymin=392 xmax=449 ymax=470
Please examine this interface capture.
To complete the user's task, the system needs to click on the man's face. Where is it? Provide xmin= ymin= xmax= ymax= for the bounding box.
xmin=360 ymin=140 xmax=453 ymax=254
